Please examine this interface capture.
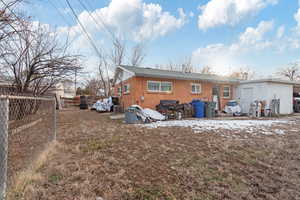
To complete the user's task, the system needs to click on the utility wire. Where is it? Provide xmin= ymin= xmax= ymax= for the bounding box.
xmin=47 ymin=0 xmax=73 ymax=27
xmin=76 ymin=0 xmax=144 ymax=65
xmin=65 ymin=0 xmax=111 ymax=82
xmin=46 ymin=0 xmax=80 ymax=47
xmin=74 ymin=0 xmax=111 ymax=58
xmin=65 ymin=0 xmax=103 ymax=59
xmin=0 ymin=0 xmax=24 ymax=36
xmin=76 ymin=0 xmax=116 ymax=41
xmin=67 ymin=0 xmax=114 ymax=78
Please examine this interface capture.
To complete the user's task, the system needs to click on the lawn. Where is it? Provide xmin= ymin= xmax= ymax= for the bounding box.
xmin=10 ymin=109 xmax=300 ymax=200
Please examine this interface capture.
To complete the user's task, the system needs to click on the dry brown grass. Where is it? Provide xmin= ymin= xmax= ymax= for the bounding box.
xmin=19 ymin=109 xmax=300 ymax=200
xmin=7 ymin=141 xmax=59 ymax=200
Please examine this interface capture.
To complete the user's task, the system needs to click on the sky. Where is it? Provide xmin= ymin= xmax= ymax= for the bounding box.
xmin=18 ymin=0 xmax=300 ymax=77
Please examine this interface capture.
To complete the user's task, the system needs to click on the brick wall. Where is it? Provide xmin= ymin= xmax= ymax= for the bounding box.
xmin=114 ymin=76 xmax=234 ymax=110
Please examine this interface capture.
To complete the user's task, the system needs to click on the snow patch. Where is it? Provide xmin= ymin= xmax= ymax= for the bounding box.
xmin=143 ymin=108 xmax=166 ymax=121
xmin=141 ymin=119 xmax=293 ymax=136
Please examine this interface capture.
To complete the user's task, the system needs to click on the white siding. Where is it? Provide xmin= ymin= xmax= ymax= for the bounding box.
xmin=236 ymin=82 xmax=293 ymax=114
xmin=267 ymin=83 xmax=293 ymax=114
xmin=115 ymin=69 xmax=134 ymax=84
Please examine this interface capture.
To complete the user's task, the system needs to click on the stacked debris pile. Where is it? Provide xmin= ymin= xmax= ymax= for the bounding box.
xmin=223 ymin=100 xmax=241 ymax=116
xmin=156 ymin=100 xmax=194 ymax=120
xmin=91 ymin=96 xmax=120 ymax=112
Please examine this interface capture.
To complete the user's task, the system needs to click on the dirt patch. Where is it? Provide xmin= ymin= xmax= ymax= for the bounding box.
xmin=22 ymin=109 xmax=300 ymax=200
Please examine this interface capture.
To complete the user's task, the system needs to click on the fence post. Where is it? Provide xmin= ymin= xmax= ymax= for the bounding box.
xmin=0 ymin=97 xmax=9 ymax=200
xmin=54 ymin=98 xmax=57 ymax=141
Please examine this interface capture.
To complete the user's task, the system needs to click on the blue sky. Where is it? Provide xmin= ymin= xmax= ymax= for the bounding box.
xmin=21 ymin=0 xmax=300 ymax=76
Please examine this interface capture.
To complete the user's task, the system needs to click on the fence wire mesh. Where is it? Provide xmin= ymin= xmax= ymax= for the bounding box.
xmin=0 ymin=95 xmax=56 ymax=199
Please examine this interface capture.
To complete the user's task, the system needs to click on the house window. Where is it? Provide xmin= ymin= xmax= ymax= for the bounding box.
xmin=123 ymin=84 xmax=130 ymax=94
xmin=191 ymin=83 xmax=201 ymax=94
xmin=223 ymin=86 xmax=230 ymax=98
xmin=161 ymin=82 xmax=172 ymax=92
xmin=147 ymin=81 xmax=161 ymax=92
xmin=147 ymin=81 xmax=172 ymax=92
xmin=117 ymin=87 xmax=122 ymax=95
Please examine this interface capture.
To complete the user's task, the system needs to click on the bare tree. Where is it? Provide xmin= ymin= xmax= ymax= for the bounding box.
xmin=181 ymin=56 xmax=193 ymax=73
xmin=0 ymin=0 xmax=26 ymax=61
xmin=96 ymin=37 xmax=125 ymax=96
xmin=229 ymin=67 xmax=255 ymax=80
xmin=200 ymin=66 xmax=215 ymax=74
xmin=277 ymin=62 xmax=300 ymax=81
xmin=83 ymin=77 xmax=104 ymax=96
xmin=0 ymin=0 xmax=22 ymax=41
xmin=98 ymin=58 xmax=111 ymax=96
xmin=163 ymin=57 xmax=194 ymax=72
xmin=0 ymin=22 xmax=80 ymax=95
xmin=130 ymin=43 xmax=146 ymax=67
xmin=167 ymin=60 xmax=177 ymax=71
xmin=110 ymin=38 xmax=125 ymax=66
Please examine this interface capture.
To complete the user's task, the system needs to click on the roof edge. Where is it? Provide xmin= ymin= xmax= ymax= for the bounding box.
xmin=118 ymin=65 xmax=136 ymax=75
xmin=240 ymin=78 xmax=300 ymax=85
xmin=119 ymin=65 xmax=239 ymax=83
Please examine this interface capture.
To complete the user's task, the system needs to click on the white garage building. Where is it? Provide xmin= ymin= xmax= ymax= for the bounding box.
xmin=236 ymin=79 xmax=295 ymax=114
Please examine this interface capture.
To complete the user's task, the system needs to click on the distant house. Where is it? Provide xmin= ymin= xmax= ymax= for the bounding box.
xmin=113 ymin=65 xmax=239 ymax=110
xmin=54 ymin=79 xmax=76 ymax=98
xmin=0 ymin=77 xmax=75 ymax=98
xmin=0 ymin=75 xmax=15 ymax=94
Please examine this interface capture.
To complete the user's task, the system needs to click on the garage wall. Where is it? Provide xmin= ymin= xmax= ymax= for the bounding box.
xmin=267 ymin=83 xmax=293 ymax=114
xmin=236 ymin=82 xmax=293 ymax=114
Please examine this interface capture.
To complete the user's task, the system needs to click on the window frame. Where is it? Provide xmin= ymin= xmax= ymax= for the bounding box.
xmin=160 ymin=81 xmax=172 ymax=92
xmin=223 ymin=86 xmax=231 ymax=98
xmin=117 ymin=87 xmax=122 ymax=96
xmin=147 ymin=80 xmax=161 ymax=92
xmin=123 ymin=84 xmax=130 ymax=94
xmin=147 ymin=80 xmax=172 ymax=93
xmin=191 ymin=83 xmax=202 ymax=94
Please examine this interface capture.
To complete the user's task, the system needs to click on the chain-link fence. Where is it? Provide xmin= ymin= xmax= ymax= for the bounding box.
xmin=0 ymin=95 xmax=56 ymax=199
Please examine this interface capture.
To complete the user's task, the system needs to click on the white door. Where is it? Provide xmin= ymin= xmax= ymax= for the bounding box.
xmin=240 ymin=87 xmax=253 ymax=113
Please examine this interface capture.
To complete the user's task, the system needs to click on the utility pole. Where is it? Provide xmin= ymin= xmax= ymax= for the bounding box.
xmin=74 ymin=67 xmax=77 ymax=94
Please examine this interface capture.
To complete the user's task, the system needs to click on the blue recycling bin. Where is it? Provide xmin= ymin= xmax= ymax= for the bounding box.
xmin=192 ymin=100 xmax=205 ymax=118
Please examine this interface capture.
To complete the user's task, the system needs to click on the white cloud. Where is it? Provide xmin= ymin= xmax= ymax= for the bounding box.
xmin=65 ymin=0 xmax=187 ymax=41
xmin=294 ymin=8 xmax=300 ymax=26
xmin=239 ymin=21 xmax=273 ymax=45
xmin=291 ymin=1 xmax=300 ymax=41
xmin=192 ymin=20 xmax=275 ymax=74
xmin=189 ymin=11 xmax=195 ymax=18
xmin=280 ymin=2 xmax=300 ymax=50
xmin=53 ymin=0 xmax=188 ymax=73
xmin=198 ymin=0 xmax=278 ymax=30
xmin=276 ymin=25 xmax=285 ymax=39
xmin=192 ymin=44 xmax=241 ymax=74
xmin=136 ymin=6 xmax=186 ymax=40
xmin=31 ymin=21 xmax=51 ymax=32
xmin=294 ymin=4 xmax=300 ymax=34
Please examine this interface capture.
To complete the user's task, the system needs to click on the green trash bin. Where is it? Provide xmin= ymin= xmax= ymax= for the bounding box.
xmin=205 ymin=102 xmax=216 ymax=118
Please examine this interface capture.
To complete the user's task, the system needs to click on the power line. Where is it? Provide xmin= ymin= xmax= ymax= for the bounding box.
xmin=0 ymin=0 xmax=24 ymax=35
xmin=65 ymin=0 xmax=113 ymax=80
xmin=47 ymin=0 xmax=73 ymax=27
xmin=65 ymin=0 xmax=103 ymax=59
xmin=76 ymin=0 xmax=116 ymax=41
xmin=46 ymin=0 xmax=81 ymax=47
xmin=76 ymin=0 xmax=120 ymax=90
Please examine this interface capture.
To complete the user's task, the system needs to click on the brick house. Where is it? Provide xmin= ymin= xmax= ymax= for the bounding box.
xmin=114 ymin=65 xmax=239 ymax=110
